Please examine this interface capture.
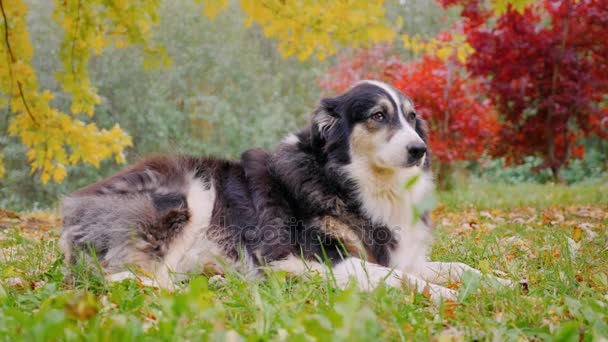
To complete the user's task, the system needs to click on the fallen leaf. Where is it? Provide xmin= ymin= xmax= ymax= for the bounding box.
xmin=441 ymin=300 xmax=459 ymax=320
xmin=65 ymin=292 xmax=99 ymax=320
xmin=572 ymin=227 xmax=583 ymax=242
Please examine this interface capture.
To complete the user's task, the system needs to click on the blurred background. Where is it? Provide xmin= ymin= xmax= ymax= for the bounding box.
xmin=1 ymin=0 xmax=607 ymax=210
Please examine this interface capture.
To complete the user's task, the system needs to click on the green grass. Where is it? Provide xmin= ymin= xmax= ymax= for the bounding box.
xmin=439 ymin=178 xmax=608 ymax=209
xmin=1 ymin=182 xmax=607 ymax=341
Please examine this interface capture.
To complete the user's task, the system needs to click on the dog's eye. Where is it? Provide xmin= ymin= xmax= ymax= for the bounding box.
xmin=407 ymin=112 xmax=416 ymax=121
xmin=370 ymin=112 xmax=385 ymax=122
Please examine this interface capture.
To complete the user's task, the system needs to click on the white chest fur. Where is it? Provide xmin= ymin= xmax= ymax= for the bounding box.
xmin=344 ymin=160 xmax=434 ymax=274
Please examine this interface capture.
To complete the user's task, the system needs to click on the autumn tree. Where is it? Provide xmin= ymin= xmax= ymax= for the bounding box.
xmin=0 ymin=0 xmax=398 ymax=183
xmin=439 ymin=0 xmax=608 ymax=183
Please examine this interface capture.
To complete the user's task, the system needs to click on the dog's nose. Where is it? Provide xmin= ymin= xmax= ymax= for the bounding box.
xmin=407 ymin=143 xmax=427 ymax=160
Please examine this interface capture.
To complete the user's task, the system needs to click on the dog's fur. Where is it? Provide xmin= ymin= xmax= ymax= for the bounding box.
xmin=60 ymin=81 xmax=509 ymax=300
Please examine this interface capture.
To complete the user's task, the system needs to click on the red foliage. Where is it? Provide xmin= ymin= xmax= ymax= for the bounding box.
xmin=440 ymin=0 xmax=608 ymax=178
xmin=319 ymin=45 xmax=404 ymax=94
xmin=322 ymin=48 xmax=500 ymax=165
xmin=393 ymin=56 xmax=499 ymax=165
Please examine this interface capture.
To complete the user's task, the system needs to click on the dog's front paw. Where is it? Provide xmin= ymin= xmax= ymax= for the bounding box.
xmin=425 ymin=284 xmax=458 ymax=302
xmin=496 ymin=277 xmax=514 ymax=287
xmin=489 ymin=270 xmax=515 ymax=287
xmin=485 ymin=274 xmax=515 ymax=288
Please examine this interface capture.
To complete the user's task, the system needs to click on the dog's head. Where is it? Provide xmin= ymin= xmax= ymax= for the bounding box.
xmin=311 ymin=80 xmax=429 ymax=171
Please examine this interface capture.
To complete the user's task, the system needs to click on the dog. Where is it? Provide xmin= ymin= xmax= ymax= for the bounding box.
xmin=60 ymin=80 xmax=510 ymax=301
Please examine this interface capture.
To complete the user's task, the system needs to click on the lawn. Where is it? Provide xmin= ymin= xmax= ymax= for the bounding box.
xmin=1 ymin=181 xmax=607 ymax=341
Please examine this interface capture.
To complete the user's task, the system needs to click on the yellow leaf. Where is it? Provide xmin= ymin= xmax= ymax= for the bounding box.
xmin=91 ymin=34 xmax=106 ymax=55
xmin=41 ymin=171 xmax=51 ymax=184
xmin=457 ymin=47 xmax=468 ymax=63
xmin=411 ymin=40 xmax=422 ymax=55
xmin=202 ymin=0 xmax=228 ymax=20
xmin=52 ymin=164 xmax=67 ymax=183
xmin=396 ymin=16 xmax=404 ymax=30
xmin=115 ymin=40 xmax=128 ymax=49
xmin=0 ymin=152 xmax=4 ymax=178
xmin=478 ymin=259 xmax=491 ymax=273
xmin=491 ymin=0 xmax=534 ymax=15
xmin=437 ymin=46 xmax=453 ymax=61
xmin=402 ymin=34 xmax=411 ymax=49
xmin=572 ymin=227 xmax=582 ymax=242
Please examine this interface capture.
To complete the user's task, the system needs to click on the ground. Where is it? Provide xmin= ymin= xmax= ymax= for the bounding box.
xmin=1 ymin=181 xmax=607 ymax=341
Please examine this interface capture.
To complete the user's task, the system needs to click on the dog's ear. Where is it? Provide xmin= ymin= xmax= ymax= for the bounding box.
xmin=311 ymin=97 xmax=340 ymax=147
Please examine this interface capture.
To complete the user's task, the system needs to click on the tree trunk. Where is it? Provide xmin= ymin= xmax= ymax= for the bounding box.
xmin=545 ymin=2 xmax=571 ymax=186
xmin=435 ymin=163 xmax=454 ymax=191
xmin=550 ymin=164 xmax=566 ymax=185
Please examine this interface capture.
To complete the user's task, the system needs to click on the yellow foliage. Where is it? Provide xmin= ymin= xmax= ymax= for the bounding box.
xmin=491 ymin=0 xmax=534 ymax=15
xmin=1 ymin=0 xmax=132 ymax=183
xmin=239 ymin=0 xmax=397 ymax=61
xmin=1 ymin=0 xmax=396 ymax=183
xmin=401 ymin=32 xmax=474 ymax=63
xmin=401 ymin=0 xmax=534 ymax=61
xmin=53 ymin=0 xmax=167 ymax=117
xmin=201 ymin=0 xmax=228 ymax=20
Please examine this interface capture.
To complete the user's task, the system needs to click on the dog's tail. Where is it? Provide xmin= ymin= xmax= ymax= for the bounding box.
xmin=59 ymin=156 xmax=196 ymax=273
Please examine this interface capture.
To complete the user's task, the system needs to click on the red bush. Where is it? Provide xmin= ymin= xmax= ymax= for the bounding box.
xmin=439 ymin=0 xmax=608 ymax=181
xmin=393 ymin=55 xmax=499 ymax=165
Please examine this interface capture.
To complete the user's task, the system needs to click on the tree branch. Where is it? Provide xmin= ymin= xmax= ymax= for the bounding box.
xmin=0 ymin=0 xmax=37 ymax=125
xmin=70 ymin=0 xmax=82 ymax=76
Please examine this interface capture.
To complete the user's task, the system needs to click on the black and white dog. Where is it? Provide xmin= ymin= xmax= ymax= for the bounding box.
xmin=60 ymin=81 xmax=510 ymax=301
